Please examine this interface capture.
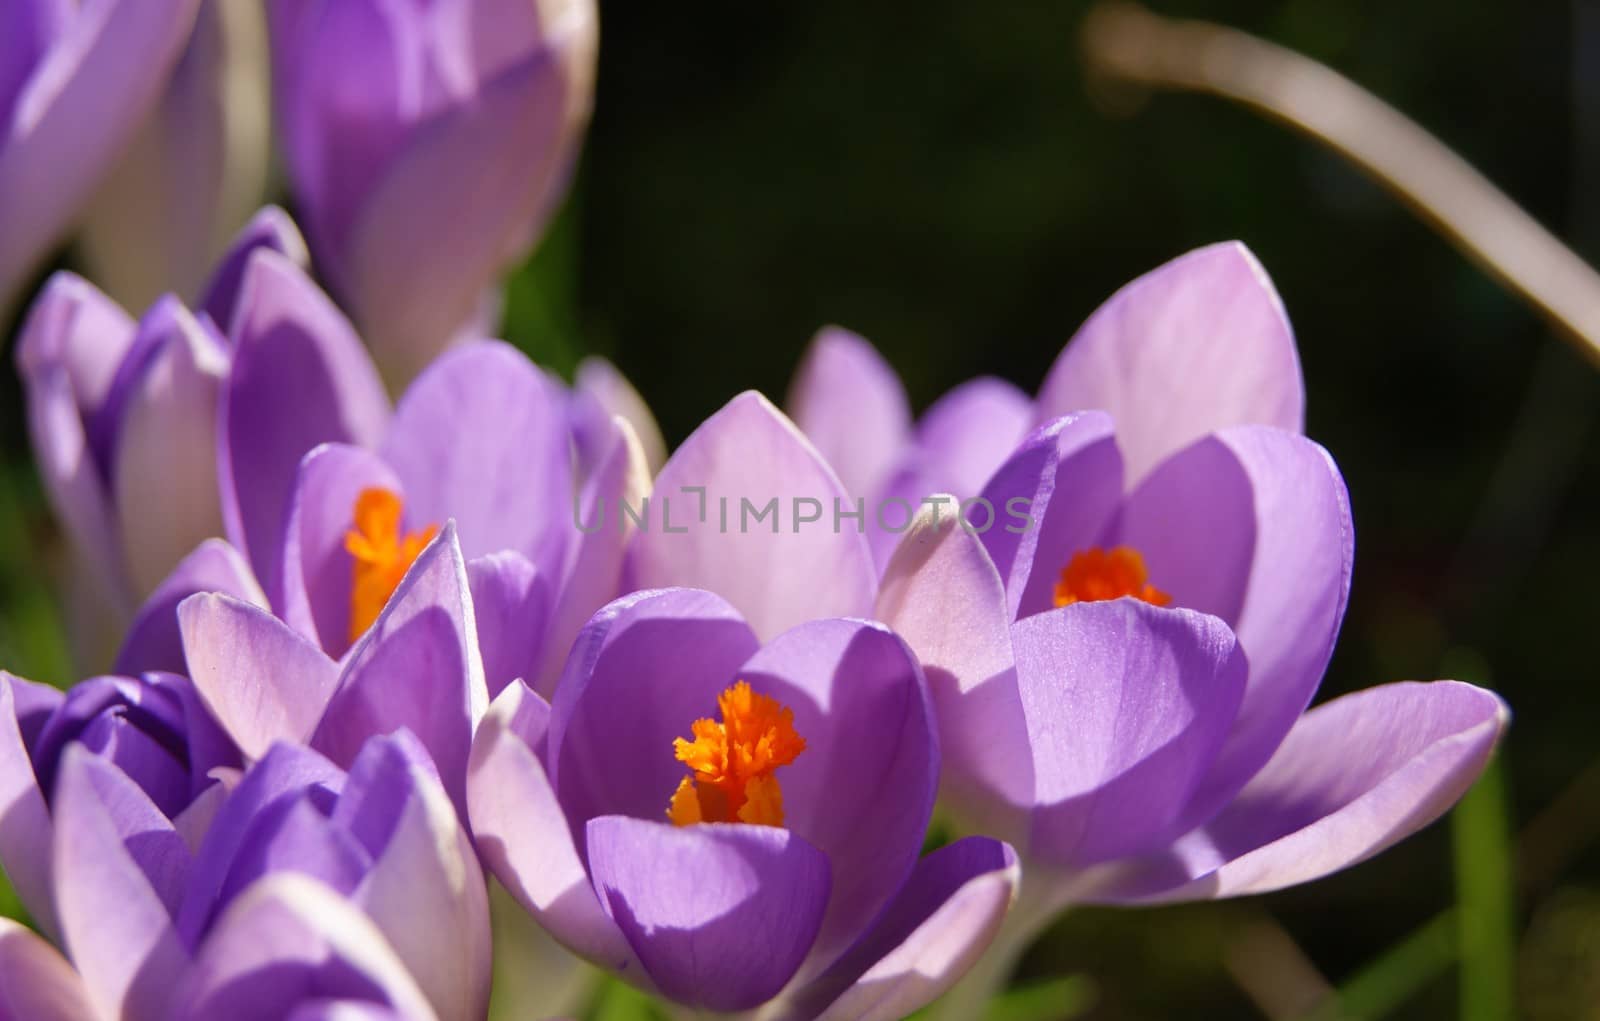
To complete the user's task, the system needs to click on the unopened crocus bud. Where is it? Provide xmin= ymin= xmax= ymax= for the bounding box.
xmin=268 ymin=0 xmax=599 ymax=388
xmin=0 ymin=0 xmax=202 ymax=317
xmin=76 ymin=0 xmax=274 ymax=311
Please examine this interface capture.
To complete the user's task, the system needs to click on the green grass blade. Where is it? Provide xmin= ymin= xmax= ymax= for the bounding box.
xmin=1452 ymin=757 xmax=1516 ymax=1021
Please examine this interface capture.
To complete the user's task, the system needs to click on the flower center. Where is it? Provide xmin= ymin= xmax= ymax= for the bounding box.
xmin=1053 ymin=545 xmax=1172 ymax=608
xmin=667 ymin=680 xmax=807 ymax=828
xmin=344 ymin=488 xmax=438 ymax=643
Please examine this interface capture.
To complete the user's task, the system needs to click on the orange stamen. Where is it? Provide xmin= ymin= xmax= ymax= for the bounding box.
xmin=1053 ymin=546 xmax=1173 ymax=608
xmin=667 ymin=680 xmax=806 ymax=828
xmin=344 ymin=488 xmax=438 ymax=643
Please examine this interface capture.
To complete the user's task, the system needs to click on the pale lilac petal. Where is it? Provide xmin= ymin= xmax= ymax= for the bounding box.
xmin=535 ymin=414 xmax=651 ymax=697
xmin=1096 ymin=682 xmax=1509 ymax=903
xmin=468 ymin=552 xmax=550 ymax=700
xmin=0 ymin=918 xmax=98 ymax=1021
xmin=0 ymin=673 xmax=58 ymax=934
xmin=739 ymin=619 xmax=937 ymax=979
xmin=574 ymin=356 xmax=666 ymax=475
xmin=220 ymin=249 xmax=389 ymax=602
xmin=786 ymin=327 xmax=911 ymax=502
xmin=175 ymin=874 xmax=440 ymax=1021
xmin=116 ymin=539 xmax=267 ymax=676
xmin=546 ymin=589 xmax=759 ymax=842
xmin=975 ymin=412 xmax=1123 ymax=620
xmin=52 ymin=749 xmax=190 ymax=1021
xmin=0 ymin=0 xmax=202 ymax=310
xmin=338 ymin=734 xmax=490 ymax=1021
xmin=874 ymin=507 xmax=1030 ymax=845
xmin=629 ymin=392 xmax=877 ymax=640
xmin=111 ymin=303 xmax=230 ymax=597
xmin=468 ymin=683 xmax=642 ymax=976
xmin=178 ymin=592 xmax=340 ymax=758
xmin=1037 ymin=242 xmax=1304 ymax=483
xmin=200 ymin=206 xmax=312 ymax=336
xmin=340 ymin=51 xmax=575 ymax=388
xmin=586 ymin=816 xmax=832 ymax=1012
xmin=1015 ymin=601 xmax=1247 ymax=867
xmin=13 ymin=274 xmax=134 ymax=598
xmin=312 ymin=524 xmax=487 ymax=816
xmin=278 ymin=443 xmax=404 ymax=657
xmin=797 ymin=838 xmax=1020 ymax=1021
xmin=381 ymin=341 xmax=572 ymax=564
xmin=1121 ymin=427 xmax=1353 ymax=816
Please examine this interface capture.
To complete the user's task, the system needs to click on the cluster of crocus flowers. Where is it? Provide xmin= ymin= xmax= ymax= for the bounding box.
xmin=1 ymin=219 xmax=1509 ymax=1020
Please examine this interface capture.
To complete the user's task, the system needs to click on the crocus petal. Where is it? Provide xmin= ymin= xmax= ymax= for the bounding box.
xmin=1015 ymin=600 xmax=1247 ymax=868
xmin=875 ymin=507 xmax=1031 ymax=845
xmin=468 ymin=682 xmax=643 ymax=976
xmin=75 ymin=0 xmax=273 ymax=311
xmin=14 ymin=273 xmax=134 ymax=598
xmin=586 ymin=816 xmax=832 ymax=1012
xmin=175 ymin=874 xmax=439 ymax=1021
xmin=0 ymin=673 xmax=58 ymax=934
xmin=381 ymin=341 xmax=572 ymax=565
xmin=340 ymin=50 xmax=575 ymax=388
xmin=536 ymin=414 xmax=651 ymax=697
xmin=111 ymin=303 xmax=230 ymax=597
xmin=0 ymin=918 xmax=98 ymax=1021
xmin=177 ymin=742 xmax=346 ymax=946
xmin=975 ymin=412 xmax=1123 ymax=620
xmin=1037 ymin=242 xmax=1304 ymax=484
xmin=1095 ymin=682 xmax=1509 ymax=903
xmin=574 ymin=356 xmax=667 ymax=476
xmin=199 ymin=206 xmax=312 ymax=337
xmin=629 ymin=392 xmax=877 ymax=640
xmin=116 ymin=539 xmax=267 ymax=676
xmin=0 ymin=0 xmax=202 ymax=311
xmin=178 ymin=592 xmax=340 ymax=759
xmin=220 ymin=249 xmax=390 ymax=603
xmin=312 ymin=524 xmax=487 ymax=816
xmin=546 ymin=589 xmax=759 ymax=843
xmin=337 ymin=733 xmax=491 ymax=1021
xmin=740 ymin=619 xmax=938 ymax=979
xmin=52 ymin=749 xmax=190 ymax=1021
xmin=786 ymin=327 xmax=911 ymax=503
xmin=907 ymin=377 xmax=1035 ymax=500
xmin=278 ymin=443 xmax=404 ymax=656
xmin=793 ymin=838 xmax=1020 ymax=1021
xmin=468 ymin=552 xmax=550 ymax=700
xmin=1120 ymin=426 xmax=1353 ymax=817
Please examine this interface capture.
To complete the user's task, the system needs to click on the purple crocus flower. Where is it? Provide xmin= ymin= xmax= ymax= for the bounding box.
xmin=267 ymin=0 xmax=599 ymax=387
xmin=0 ymin=0 xmax=202 ymax=315
xmin=0 ymin=696 xmax=487 ymax=1021
xmin=468 ymin=587 xmax=1020 ymax=1018
xmin=14 ymin=207 xmax=308 ymax=665
xmin=853 ymin=247 xmax=1510 ymax=1007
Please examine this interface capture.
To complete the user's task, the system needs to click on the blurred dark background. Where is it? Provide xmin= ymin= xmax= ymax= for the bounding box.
xmin=4 ymin=0 xmax=1597 ymax=1017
